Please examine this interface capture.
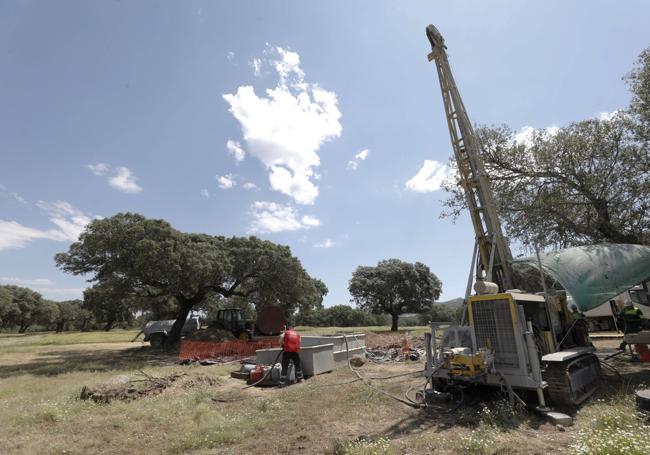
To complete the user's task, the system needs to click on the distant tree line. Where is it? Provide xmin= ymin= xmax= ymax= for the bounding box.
xmin=0 ymin=285 xmax=105 ymax=333
xmin=295 ymin=305 xmax=388 ymax=327
xmin=417 ymin=303 xmax=464 ymax=326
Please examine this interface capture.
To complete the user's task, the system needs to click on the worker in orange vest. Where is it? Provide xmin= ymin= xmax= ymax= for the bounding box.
xmin=279 ymin=325 xmax=303 ymax=383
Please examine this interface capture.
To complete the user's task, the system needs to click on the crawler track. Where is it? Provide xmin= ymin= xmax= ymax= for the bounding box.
xmin=544 ymin=353 xmax=601 ymax=406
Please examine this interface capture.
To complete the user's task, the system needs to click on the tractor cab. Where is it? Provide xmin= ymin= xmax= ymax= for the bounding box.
xmin=212 ymin=308 xmax=253 ymax=341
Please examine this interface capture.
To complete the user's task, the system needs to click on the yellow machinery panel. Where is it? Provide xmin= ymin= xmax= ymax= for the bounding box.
xmin=444 ymin=351 xmax=486 ymax=377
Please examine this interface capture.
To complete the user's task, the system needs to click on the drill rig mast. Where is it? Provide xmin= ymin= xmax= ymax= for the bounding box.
xmin=423 ymin=25 xmax=601 ymax=408
xmin=426 ymin=25 xmax=513 ymax=292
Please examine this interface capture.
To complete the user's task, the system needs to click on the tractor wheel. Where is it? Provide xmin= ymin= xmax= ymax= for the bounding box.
xmin=149 ymin=333 xmax=166 ymax=349
xmin=238 ymin=331 xmax=252 ymax=342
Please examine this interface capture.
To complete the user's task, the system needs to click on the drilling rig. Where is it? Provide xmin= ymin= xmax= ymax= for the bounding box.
xmin=423 ymin=25 xmax=601 ymax=408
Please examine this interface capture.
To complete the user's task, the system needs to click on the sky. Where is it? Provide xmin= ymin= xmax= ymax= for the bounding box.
xmin=1 ymin=1 xmax=649 ymax=305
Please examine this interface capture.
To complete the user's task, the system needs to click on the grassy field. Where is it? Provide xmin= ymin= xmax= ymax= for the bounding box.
xmin=0 ymin=329 xmax=648 ymax=454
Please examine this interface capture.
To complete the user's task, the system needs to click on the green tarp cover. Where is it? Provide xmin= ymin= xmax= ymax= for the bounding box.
xmin=513 ymin=244 xmax=650 ymax=312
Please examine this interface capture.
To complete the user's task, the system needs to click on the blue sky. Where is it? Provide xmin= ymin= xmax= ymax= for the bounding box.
xmin=1 ymin=1 xmax=649 ymax=304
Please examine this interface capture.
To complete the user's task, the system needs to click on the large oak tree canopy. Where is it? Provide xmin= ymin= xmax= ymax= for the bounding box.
xmin=348 ymin=259 xmax=442 ymax=331
xmin=442 ymin=47 xmax=650 ymax=249
xmin=55 ymin=213 xmax=326 ymax=345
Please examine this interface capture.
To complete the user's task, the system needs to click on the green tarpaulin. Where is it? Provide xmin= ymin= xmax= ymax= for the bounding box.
xmin=513 ymin=244 xmax=650 ymax=312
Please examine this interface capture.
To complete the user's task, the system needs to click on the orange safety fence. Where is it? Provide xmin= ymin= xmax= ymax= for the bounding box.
xmin=179 ymin=339 xmax=280 ymax=361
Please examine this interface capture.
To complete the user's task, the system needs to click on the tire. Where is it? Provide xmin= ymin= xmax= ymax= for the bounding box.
xmin=237 ymin=331 xmax=252 ymax=342
xmin=149 ymin=333 xmax=166 ymax=349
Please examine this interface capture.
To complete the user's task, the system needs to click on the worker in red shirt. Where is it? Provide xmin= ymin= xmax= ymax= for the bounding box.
xmin=279 ymin=325 xmax=303 ymax=383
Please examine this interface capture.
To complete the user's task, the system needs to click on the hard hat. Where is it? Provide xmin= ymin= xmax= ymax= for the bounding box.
xmin=568 ymin=303 xmax=578 ymax=312
xmin=624 ymin=300 xmax=634 ymax=308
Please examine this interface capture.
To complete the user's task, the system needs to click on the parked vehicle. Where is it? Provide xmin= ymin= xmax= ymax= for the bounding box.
xmin=144 ymin=316 xmax=200 ymax=348
xmin=211 ymin=306 xmax=285 ymax=341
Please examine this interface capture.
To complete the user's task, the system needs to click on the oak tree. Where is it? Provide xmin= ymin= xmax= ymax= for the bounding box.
xmin=56 ymin=213 xmax=325 ymax=345
xmin=442 ymin=47 xmax=650 ymax=249
xmin=349 ymin=259 xmax=442 ymax=331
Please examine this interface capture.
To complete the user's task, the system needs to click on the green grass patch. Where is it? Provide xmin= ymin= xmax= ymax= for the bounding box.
xmin=0 ymin=330 xmax=140 ymax=349
xmin=329 ymin=437 xmax=394 ymax=455
xmin=572 ymin=392 xmax=650 ymax=455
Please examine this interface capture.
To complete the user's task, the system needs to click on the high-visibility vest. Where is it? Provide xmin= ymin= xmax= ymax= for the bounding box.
xmin=623 ymin=307 xmax=644 ymax=321
xmin=283 ymin=329 xmax=300 ymax=352
xmin=622 ymin=307 xmax=645 ymax=333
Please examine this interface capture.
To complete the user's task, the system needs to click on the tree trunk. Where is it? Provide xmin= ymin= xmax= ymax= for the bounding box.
xmin=165 ymin=301 xmax=194 ymax=347
xmin=19 ymin=322 xmax=29 ymax=333
xmin=56 ymin=321 xmax=64 ymax=333
xmin=391 ymin=313 xmax=399 ymax=332
xmin=103 ymin=320 xmax=115 ymax=331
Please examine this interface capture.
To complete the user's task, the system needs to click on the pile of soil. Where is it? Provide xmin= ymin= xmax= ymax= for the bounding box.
xmin=364 ymin=332 xmax=424 ymax=362
xmin=366 ymin=332 xmax=425 ymax=350
xmin=80 ymin=372 xmax=219 ymax=404
xmin=188 ymin=327 xmax=234 ymax=342
xmin=365 ymin=332 xmax=404 ymax=350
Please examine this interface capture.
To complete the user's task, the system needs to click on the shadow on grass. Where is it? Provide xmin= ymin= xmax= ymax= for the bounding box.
xmin=372 ymin=354 xmax=648 ymax=440
xmin=0 ymin=347 xmax=179 ymax=378
xmin=366 ymin=386 xmax=542 ymax=442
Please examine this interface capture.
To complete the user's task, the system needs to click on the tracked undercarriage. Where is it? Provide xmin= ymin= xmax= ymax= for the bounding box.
xmin=543 ymin=352 xmax=601 ymax=406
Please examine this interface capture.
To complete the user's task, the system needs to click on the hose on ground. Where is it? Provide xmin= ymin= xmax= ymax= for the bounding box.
xmin=242 ymin=349 xmax=283 ymax=389
xmin=343 ymin=335 xmax=422 ymax=409
xmin=600 ymin=360 xmax=621 ymax=378
xmin=494 ymin=370 xmax=528 ymax=408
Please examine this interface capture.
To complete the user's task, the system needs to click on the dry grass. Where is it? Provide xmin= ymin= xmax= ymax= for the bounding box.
xmin=0 ymin=330 xmax=647 ymax=454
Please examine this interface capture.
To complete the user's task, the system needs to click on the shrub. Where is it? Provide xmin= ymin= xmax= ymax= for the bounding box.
xmin=295 ymin=305 xmax=386 ymax=327
xmin=572 ymin=407 xmax=650 ymax=455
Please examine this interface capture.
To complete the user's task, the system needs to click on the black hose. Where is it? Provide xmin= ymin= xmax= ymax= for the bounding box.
xmin=242 ymin=349 xmax=283 ymax=389
xmin=494 ymin=370 xmax=528 ymax=408
xmin=343 ymin=335 xmax=422 ymax=409
xmin=600 ymin=360 xmax=622 ymax=378
xmin=557 ymin=319 xmax=579 ymax=348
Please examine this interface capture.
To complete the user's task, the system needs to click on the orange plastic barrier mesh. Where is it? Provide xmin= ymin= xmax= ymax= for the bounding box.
xmin=179 ymin=339 xmax=280 ymax=361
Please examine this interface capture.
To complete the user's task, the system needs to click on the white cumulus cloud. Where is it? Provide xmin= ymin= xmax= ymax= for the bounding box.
xmin=36 ymin=287 xmax=86 ymax=299
xmin=216 ymin=174 xmax=235 ymax=189
xmin=597 ymin=110 xmax=621 ymax=122
xmin=347 ymin=148 xmax=370 ymax=170
xmin=248 ymin=201 xmax=320 ymax=234
xmin=313 ymin=238 xmax=335 ymax=248
xmin=226 ymin=139 xmax=246 ymax=161
xmin=0 ymin=276 xmax=85 ymax=299
xmin=86 ymin=163 xmax=109 ymax=176
xmin=0 ymin=186 xmax=26 ymax=204
xmin=200 ymin=188 xmax=210 ymax=198
xmin=223 ymin=46 xmax=342 ymax=205
xmin=405 ymin=160 xmax=450 ymax=193
xmin=88 ymin=164 xmax=142 ymax=193
xmin=512 ymin=125 xmax=559 ymax=147
xmin=0 ymin=201 xmax=94 ymax=251
xmin=109 ymin=167 xmax=142 ymax=194
xmin=0 ymin=221 xmax=59 ymax=250
xmin=243 ymin=182 xmax=258 ymax=191
xmin=250 ymin=58 xmax=262 ymax=76
xmin=0 ymin=277 xmax=55 ymax=286
xmin=35 ymin=201 xmax=94 ymax=242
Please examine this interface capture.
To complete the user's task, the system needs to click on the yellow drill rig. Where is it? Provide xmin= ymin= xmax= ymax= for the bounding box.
xmin=423 ymin=25 xmax=601 ymax=409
